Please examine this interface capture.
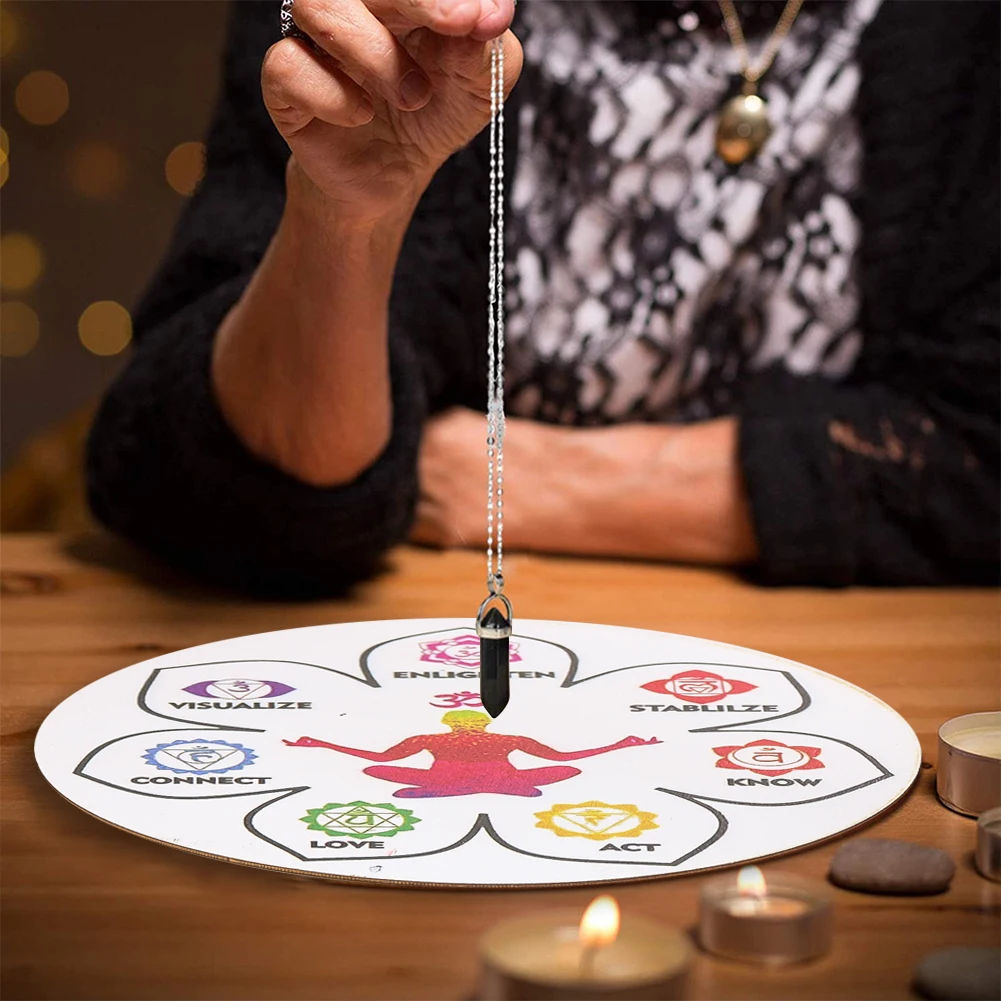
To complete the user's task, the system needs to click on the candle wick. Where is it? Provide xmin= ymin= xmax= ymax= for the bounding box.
xmin=579 ymin=944 xmax=598 ymax=980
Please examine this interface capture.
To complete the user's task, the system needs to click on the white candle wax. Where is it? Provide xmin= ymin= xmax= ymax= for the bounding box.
xmin=946 ymin=728 xmax=1001 ymax=759
xmin=722 ymin=894 xmax=811 ymax=918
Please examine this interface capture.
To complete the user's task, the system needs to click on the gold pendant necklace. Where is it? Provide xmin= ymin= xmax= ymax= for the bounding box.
xmin=715 ymin=0 xmax=805 ymax=165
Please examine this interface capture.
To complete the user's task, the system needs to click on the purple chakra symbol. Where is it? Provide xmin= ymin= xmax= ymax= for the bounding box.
xmin=182 ymin=679 xmax=296 ymax=700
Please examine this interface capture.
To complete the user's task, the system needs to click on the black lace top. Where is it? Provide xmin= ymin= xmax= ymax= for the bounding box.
xmin=86 ymin=0 xmax=1000 ymax=595
xmin=506 ymin=0 xmax=880 ymax=425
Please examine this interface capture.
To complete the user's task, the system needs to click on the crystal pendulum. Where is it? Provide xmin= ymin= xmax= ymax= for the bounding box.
xmin=478 ymin=600 xmax=512 ymax=718
xmin=477 ymin=36 xmax=513 ymax=719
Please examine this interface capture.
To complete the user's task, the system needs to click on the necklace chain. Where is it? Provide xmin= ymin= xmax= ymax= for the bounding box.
xmin=486 ymin=37 xmax=506 ymax=597
xmin=717 ymin=0 xmax=805 ymax=85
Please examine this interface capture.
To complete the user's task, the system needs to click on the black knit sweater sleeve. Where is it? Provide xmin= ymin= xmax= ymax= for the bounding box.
xmin=737 ymin=0 xmax=1000 ymax=586
xmin=85 ymin=1 xmax=483 ymax=596
xmin=88 ymin=0 xmax=998 ymax=593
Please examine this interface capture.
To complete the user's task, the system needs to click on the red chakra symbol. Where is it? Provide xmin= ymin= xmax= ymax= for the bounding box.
xmin=419 ymin=634 xmax=522 ymax=669
xmin=641 ymin=669 xmax=756 ymax=704
xmin=713 ymin=739 xmax=824 ymax=777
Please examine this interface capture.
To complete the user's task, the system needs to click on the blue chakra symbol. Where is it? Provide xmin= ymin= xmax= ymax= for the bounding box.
xmin=143 ymin=739 xmax=257 ymax=774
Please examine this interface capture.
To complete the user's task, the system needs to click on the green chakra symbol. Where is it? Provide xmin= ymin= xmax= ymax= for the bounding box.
xmin=299 ymin=801 xmax=421 ymax=839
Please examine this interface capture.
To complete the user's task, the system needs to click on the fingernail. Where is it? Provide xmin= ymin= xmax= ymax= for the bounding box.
xmin=399 ymin=70 xmax=431 ymax=110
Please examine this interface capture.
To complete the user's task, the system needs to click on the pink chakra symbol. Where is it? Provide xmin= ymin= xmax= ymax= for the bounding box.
xmin=418 ymin=634 xmax=522 ymax=669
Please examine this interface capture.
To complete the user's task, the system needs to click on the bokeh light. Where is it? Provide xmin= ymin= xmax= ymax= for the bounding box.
xmin=0 ymin=301 xmax=41 ymax=357
xmin=0 ymin=233 xmax=44 ymax=291
xmin=0 ymin=8 xmax=21 ymax=60
xmin=164 ymin=141 xmax=205 ymax=196
xmin=16 ymin=70 xmax=70 ymax=126
xmin=78 ymin=300 xmax=132 ymax=356
xmin=68 ymin=140 xmax=127 ymax=199
xmin=0 ymin=127 xmax=8 ymax=190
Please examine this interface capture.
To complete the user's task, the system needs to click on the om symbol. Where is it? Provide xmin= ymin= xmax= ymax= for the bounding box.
xmin=429 ymin=691 xmax=483 ymax=709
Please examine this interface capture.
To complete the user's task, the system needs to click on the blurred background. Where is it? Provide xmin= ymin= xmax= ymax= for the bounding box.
xmin=1 ymin=0 xmax=232 ymax=530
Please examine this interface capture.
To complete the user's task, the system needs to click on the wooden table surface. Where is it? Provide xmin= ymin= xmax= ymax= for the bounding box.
xmin=2 ymin=533 xmax=999 ymax=1001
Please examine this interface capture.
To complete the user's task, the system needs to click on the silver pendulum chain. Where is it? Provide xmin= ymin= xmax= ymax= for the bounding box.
xmin=486 ymin=35 xmax=507 ymax=604
xmin=477 ymin=36 xmax=513 ymax=718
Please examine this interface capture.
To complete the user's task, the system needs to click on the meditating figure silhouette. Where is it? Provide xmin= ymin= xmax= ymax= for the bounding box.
xmin=284 ymin=710 xmax=661 ymax=798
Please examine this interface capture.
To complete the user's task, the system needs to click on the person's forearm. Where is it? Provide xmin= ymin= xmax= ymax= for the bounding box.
xmin=555 ymin=741 xmax=638 ymax=761
xmin=212 ymin=160 xmax=417 ymax=487
xmin=286 ymin=737 xmax=396 ymax=760
xmin=512 ymin=418 xmax=759 ymax=565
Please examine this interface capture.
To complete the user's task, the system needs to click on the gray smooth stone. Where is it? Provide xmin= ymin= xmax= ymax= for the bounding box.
xmin=828 ymin=838 xmax=956 ymax=895
xmin=914 ymin=947 xmax=1001 ymax=1000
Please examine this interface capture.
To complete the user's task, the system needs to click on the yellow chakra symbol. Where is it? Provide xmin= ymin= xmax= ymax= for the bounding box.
xmin=534 ymin=800 xmax=659 ymax=841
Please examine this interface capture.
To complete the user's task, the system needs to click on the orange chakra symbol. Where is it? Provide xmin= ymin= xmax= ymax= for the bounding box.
xmin=534 ymin=801 xmax=659 ymax=841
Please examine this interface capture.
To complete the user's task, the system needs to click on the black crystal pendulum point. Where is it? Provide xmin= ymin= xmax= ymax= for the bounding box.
xmin=477 ymin=605 xmax=512 ymax=718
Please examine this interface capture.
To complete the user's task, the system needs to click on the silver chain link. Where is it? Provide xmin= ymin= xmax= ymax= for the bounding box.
xmin=486 ymin=37 xmax=506 ymax=597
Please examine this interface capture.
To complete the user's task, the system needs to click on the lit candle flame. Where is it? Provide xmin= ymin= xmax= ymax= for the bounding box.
xmin=736 ymin=865 xmax=767 ymax=898
xmin=579 ymin=895 xmax=620 ymax=949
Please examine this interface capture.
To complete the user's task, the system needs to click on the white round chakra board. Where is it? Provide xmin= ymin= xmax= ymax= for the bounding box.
xmin=35 ymin=619 xmax=920 ymax=888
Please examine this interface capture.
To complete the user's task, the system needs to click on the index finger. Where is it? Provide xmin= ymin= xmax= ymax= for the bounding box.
xmin=370 ymin=0 xmax=514 ymax=39
xmin=469 ymin=0 xmax=517 ymax=42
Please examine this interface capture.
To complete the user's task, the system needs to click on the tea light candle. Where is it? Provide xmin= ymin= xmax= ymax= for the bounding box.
xmin=479 ymin=895 xmax=693 ymax=1000
xmin=976 ymin=806 xmax=1001 ymax=882
xmin=937 ymin=712 xmax=1001 ymax=816
xmin=699 ymin=866 xmax=832 ymax=965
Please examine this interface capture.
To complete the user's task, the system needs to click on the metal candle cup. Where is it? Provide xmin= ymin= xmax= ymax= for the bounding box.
xmin=479 ymin=898 xmax=693 ymax=1001
xmin=937 ymin=712 xmax=1001 ymax=817
xmin=699 ymin=867 xmax=832 ymax=965
xmin=976 ymin=806 xmax=1001 ymax=882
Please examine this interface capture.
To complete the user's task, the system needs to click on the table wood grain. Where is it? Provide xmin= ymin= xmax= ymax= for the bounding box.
xmin=2 ymin=533 xmax=999 ymax=1001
